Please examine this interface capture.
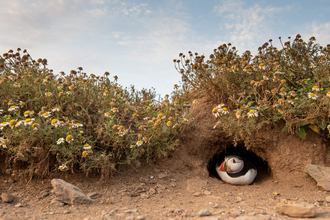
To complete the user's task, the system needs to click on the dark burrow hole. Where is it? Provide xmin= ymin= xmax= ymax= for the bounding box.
xmin=207 ymin=144 xmax=271 ymax=183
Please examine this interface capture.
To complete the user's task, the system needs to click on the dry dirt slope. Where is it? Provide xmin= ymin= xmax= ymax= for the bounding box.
xmin=1 ymin=97 xmax=330 ymax=219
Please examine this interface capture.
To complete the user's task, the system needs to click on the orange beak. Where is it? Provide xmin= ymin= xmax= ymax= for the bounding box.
xmin=219 ymin=160 xmax=230 ymax=172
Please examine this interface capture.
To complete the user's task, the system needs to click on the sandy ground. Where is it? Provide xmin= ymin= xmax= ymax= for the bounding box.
xmin=1 ymin=162 xmax=330 ymax=220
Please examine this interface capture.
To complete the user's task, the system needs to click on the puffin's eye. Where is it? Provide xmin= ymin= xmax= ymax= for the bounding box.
xmin=232 ymin=159 xmax=236 ymax=163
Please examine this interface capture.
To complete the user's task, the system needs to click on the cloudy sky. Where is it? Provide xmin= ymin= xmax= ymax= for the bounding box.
xmin=1 ymin=0 xmax=330 ymax=97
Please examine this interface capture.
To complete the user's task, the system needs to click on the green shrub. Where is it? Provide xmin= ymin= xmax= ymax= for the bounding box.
xmin=174 ymin=34 xmax=330 ymax=144
xmin=0 ymin=48 xmax=193 ymax=179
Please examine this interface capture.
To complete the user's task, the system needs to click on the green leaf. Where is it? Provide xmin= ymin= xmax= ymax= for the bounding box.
xmin=281 ymin=125 xmax=289 ymax=132
xmin=297 ymin=127 xmax=306 ymax=139
xmin=300 ymin=121 xmax=308 ymax=127
xmin=309 ymin=124 xmax=319 ymax=133
xmin=319 ymin=121 xmax=327 ymax=130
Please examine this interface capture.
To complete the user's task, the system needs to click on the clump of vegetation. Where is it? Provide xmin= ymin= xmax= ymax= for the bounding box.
xmin=0 ymin=48 xmax=193 ymax=179
xmin=174 ymin=34 xmax=330 ymax=144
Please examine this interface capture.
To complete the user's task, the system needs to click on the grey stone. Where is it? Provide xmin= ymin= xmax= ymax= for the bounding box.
xmin=50 ymin=198 xmax=65 ymax=207
xmin=187 ymin=179 xmax=207 ymax=192
xmin=275 ymin=203 xmax=316 ymax=218
xmin=51 ymin=179 xmax=94 ymax=205
xmin=198 ymin=209 xmax=212 ymax=216
xmin=1 ymin=193 xmax=15 ymax=203
xmin=63 ymin=210 xmax=70 ymax=214
xmin=304 ymin=164 xmax=330 ymax=191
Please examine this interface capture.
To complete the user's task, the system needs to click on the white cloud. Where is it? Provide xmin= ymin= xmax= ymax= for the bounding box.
xmin=303 ymin=22 xmax=330 ymax=46
xmin=213 ymin=0 xmax=291 ymax=53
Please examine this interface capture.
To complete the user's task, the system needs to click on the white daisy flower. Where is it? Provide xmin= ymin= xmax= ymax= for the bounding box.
xmin=57 ymin=138 xmax=65 ymax=145
xmin=308 ymin=92 xmax=318 ymax=100
xmin=247 ymin=109 xmax=258 ymax=118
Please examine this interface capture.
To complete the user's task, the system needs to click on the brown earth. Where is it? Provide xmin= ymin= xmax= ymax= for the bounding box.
xmin=1 ymin=97 xmax=330 ymax=220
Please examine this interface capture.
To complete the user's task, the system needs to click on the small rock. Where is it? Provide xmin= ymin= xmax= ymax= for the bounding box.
xmin=51 ymin=179 xmax=94 ymax=205
xmin=236 ymin=196 xmax=242 ymax=202
xmin=50 ymin=198 xmax=65 ymax=207
xmin=63 ymin=210 xmax=70 ymax=214
xmin=213 ymin=204 xmax=219 ymax=208
xmin=275 ymin=203 xmax=316 ymax=218
xmin=326 ymin=196 xmax=330 ymax=203
xmin=193 ymin=192 xmax=203 ymax=197
xmin=198 ymin=209 xmax=212 ymax=216
xmin=141 ymin=193 xmax=149 ymax=199
xmin=148 ymin=188 xmax=156 ymax=195
xmin=158 ymin=173 xmax=167 ymax=179
xmin=14 ymin=203 xmax=23 ymax=207
xmin=1 ymin=193 xmax=15 ymax=203
xmin=87 ymin=192 xmax=101 ymax=199
xmin=136 ymin=216 xmax=145 ymax=220
xmin=204 ymin=191 xmax=212 ymax=195
xmin=305 ymin=164 xmax=330 ymax=191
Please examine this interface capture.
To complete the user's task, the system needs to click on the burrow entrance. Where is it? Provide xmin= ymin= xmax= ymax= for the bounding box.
xmin=207 ymin=144 xmax=271 ymax=183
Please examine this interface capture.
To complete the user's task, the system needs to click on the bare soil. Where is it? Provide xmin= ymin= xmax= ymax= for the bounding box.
xmin=1 ymin=97 xmax=330 ymax=220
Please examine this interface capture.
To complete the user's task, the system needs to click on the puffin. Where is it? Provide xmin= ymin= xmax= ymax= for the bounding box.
xmin=216 ymin=155 xmax=257 ymax=185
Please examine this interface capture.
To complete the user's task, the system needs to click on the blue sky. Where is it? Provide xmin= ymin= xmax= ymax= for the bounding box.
xmin=1 ymin=0 xmax=330 ymax=97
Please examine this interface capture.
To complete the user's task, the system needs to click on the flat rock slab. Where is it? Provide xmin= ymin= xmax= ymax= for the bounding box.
xmin=51 ymin=179 xmax=94 ymax=205
xmin=275 ymin=204 xmax=316 ymax=218
xmin=304 ymin=164 xmax=330 ymax=191
xmin=186 ymin=179 xmax=207 ymax=192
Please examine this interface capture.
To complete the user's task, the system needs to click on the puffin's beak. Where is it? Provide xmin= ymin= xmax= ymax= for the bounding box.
xmin=219 ymin=160 xmax=230 ymax=172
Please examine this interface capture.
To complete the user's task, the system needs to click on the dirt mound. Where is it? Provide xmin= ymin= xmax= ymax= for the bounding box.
xmin=158 ymin=96 xmax=329 ymax=182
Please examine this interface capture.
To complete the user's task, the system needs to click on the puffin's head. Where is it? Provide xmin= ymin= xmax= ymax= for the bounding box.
xmin=219 ymin=156 xmax=244 ymax=174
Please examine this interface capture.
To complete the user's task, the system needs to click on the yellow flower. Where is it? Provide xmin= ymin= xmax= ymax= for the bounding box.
xmin=58 ymin=165 xmax=68 ymax=171
xmin=221 ymin=107 xmax=229 ymax=115
xmin=193 ymin=99 xmax=199 ymax=104
xmin=111 ymin=107 xmax=119 ymax=113
xmin=24 ymin=111 xmax=33 ymax=117
xmin=8 ymin=105 xmax=19 ymax=112
xmin=235 ymin=110 xmax=241 ymax=119
xmin=308 ymin=92 xmax=318 ymax=100
xmin=9 ymin=120 xmax=17 ymax=129
xmin=32 ymin=123 xmax=39 ymax=130
xmin=247 ymin=109 xmax=258 ymax=118
xmin=83 ymin=144 xmax=91 ymax=150
xmin=42 ymin=112 xmax=51 ymax=118
xmin=103 ymin=90 xmax=109 ymax=96
xmin=158 ymin=113 xmax=163 ymax=118
xmin=130 ymin=145 xmax=137 ymax=150
xmin=104 ymin=112 xmax=111 ymax=117
xmin=66 ymin=135 xmax=74 ymax=143
xmin=45 ymin=92 xmax=52 ymax=96
xmin=13 ymin=82 xmax=21 ymax=87
xmin=327 ymin=91 xmax=330 ymax=98
xmin=24 ymin=118 xmax=34 ymax=126
xmin=166 ymin=121 xmax=172 ymax=126
xmin=136 ymin=140 xmax=143 ymax=146
xmin=52 ymin=107 xmax=60 ymax=112
xmin=312 ymin=86 xmax=320 ymax=92
xmin=57 ymin=138 xmax=64 ymax=145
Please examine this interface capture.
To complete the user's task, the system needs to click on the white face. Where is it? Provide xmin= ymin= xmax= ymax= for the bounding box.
xmin=226 ymin=157 xmax=244 ymax=174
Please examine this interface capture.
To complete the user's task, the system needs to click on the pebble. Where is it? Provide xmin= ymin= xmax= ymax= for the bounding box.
xmin=50 ymin=198 xmax=65 ymax=207
xmin=63 ymin=210 xmax=71 ymax=214
xmin=198 ymin=209 xmax=212 ymax=216
xmin=14 ymin=203 xmax=23 ymax=208
xmin=148 ymin=188 xmax=156 ymax=195
xmin=1 ymin=193 xmax=15 ymax=203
